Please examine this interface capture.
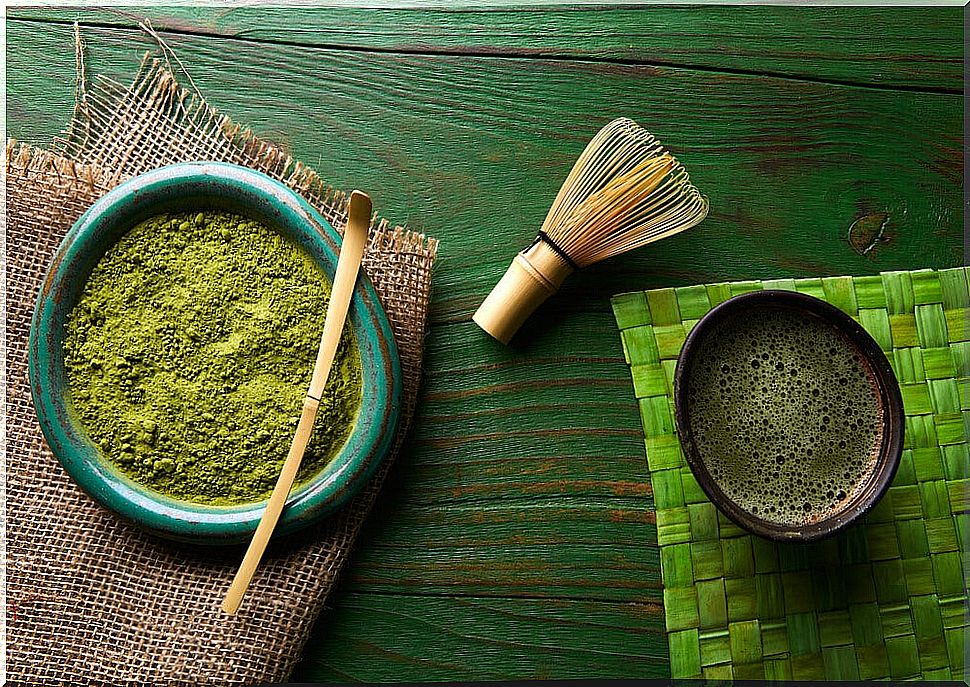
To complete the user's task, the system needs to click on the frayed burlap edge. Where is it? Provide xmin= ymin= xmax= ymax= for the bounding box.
xmin=6 ymin=53 xmax=436 ymax=684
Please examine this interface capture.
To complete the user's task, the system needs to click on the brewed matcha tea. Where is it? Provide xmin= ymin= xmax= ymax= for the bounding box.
xmin=685 ymin=306 xmax=883 ymax=526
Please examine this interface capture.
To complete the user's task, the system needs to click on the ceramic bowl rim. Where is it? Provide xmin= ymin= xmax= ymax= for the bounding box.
xmin=673 ymin=289 xmax=904 ymax=542
xmin=28 ymin=162 xmax=403 ymax=545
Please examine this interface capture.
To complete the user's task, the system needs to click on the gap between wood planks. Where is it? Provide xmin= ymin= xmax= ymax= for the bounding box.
xmin=330 ymin=588 xmax=665 ymax=609
xmin=9 ymin=15 xmax=963 ymax=96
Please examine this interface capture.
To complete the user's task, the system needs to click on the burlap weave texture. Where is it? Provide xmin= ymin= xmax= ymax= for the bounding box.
xmin=6 ymin=57 xmax=437 ymax=683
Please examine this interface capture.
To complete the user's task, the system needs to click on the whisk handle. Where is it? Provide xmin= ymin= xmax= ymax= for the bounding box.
xmin=473 ymin=240 xmax=574 ymax=345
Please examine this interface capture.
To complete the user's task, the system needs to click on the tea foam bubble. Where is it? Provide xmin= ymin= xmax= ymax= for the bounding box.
xmin=685 ymin=307 xmax=883 ymax=527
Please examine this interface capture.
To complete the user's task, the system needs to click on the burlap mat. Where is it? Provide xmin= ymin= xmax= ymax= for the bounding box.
xmin=6 ymin=56 xmax=437 ymax=683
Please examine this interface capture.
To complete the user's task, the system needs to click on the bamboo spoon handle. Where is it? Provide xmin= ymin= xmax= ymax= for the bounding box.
xmin=222 ymin=190 xmax=373 ymax=615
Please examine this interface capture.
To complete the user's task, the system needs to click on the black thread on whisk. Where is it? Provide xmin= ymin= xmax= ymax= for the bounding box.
xmin=533 ymin=231 xmax=579 ymax=270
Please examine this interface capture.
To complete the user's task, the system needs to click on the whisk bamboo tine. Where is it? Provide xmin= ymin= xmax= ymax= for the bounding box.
xmin=473 ymin=118 xmax=708 ymax=344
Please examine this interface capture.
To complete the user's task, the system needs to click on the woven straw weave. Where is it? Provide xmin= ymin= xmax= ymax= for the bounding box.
xmin=612 ymin=269 xmax=968 ymax=681
xmin=6 ymin=57 xmax=437 ymax=683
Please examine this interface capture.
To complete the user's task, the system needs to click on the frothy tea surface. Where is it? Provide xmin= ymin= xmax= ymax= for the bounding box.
xmin=685 ymin=306 xmax=883 ymax=526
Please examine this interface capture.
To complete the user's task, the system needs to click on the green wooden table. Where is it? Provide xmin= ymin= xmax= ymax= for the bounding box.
xmin=7 ymin=5 xmax=963 ymax=682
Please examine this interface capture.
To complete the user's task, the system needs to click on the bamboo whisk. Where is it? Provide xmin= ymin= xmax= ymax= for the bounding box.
xmin=473 ymin=118 xmax=709 ymax=344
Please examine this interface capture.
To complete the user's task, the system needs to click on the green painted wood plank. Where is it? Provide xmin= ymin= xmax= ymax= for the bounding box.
xmin=10 ymin=6 xmax=963 ymax=90
xmin=6 ymin=21 xmax=963 ymax=318
xmin=291 ymin=592 xmax=669 ymax=682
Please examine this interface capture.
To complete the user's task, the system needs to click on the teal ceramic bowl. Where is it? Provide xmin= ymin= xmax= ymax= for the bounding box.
xmin=29 ymin=162 xmax=402 ymax=545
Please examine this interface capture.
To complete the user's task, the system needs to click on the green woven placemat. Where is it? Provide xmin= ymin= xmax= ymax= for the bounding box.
xmin=612 ymin=268 xmax=968 ymax=681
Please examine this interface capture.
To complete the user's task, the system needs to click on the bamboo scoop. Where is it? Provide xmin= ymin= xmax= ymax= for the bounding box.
xmin=222 ymin=190 xmax=372 ymax=615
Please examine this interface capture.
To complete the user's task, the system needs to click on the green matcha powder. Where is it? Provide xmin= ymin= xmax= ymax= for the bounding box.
xmin=64 ymin=211 xmax=363 ymax=505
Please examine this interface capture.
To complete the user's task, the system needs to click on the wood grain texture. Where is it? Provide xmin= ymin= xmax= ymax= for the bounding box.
xmin=5 ymin=8 xmax=964 ymax=682
xmin=292 ymin=593 xmax=667 ymax=682
xmin=11 ymin=6 xmax=964 ymax=90
xmin=8 ymin=20 xmax=963 ymax=311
